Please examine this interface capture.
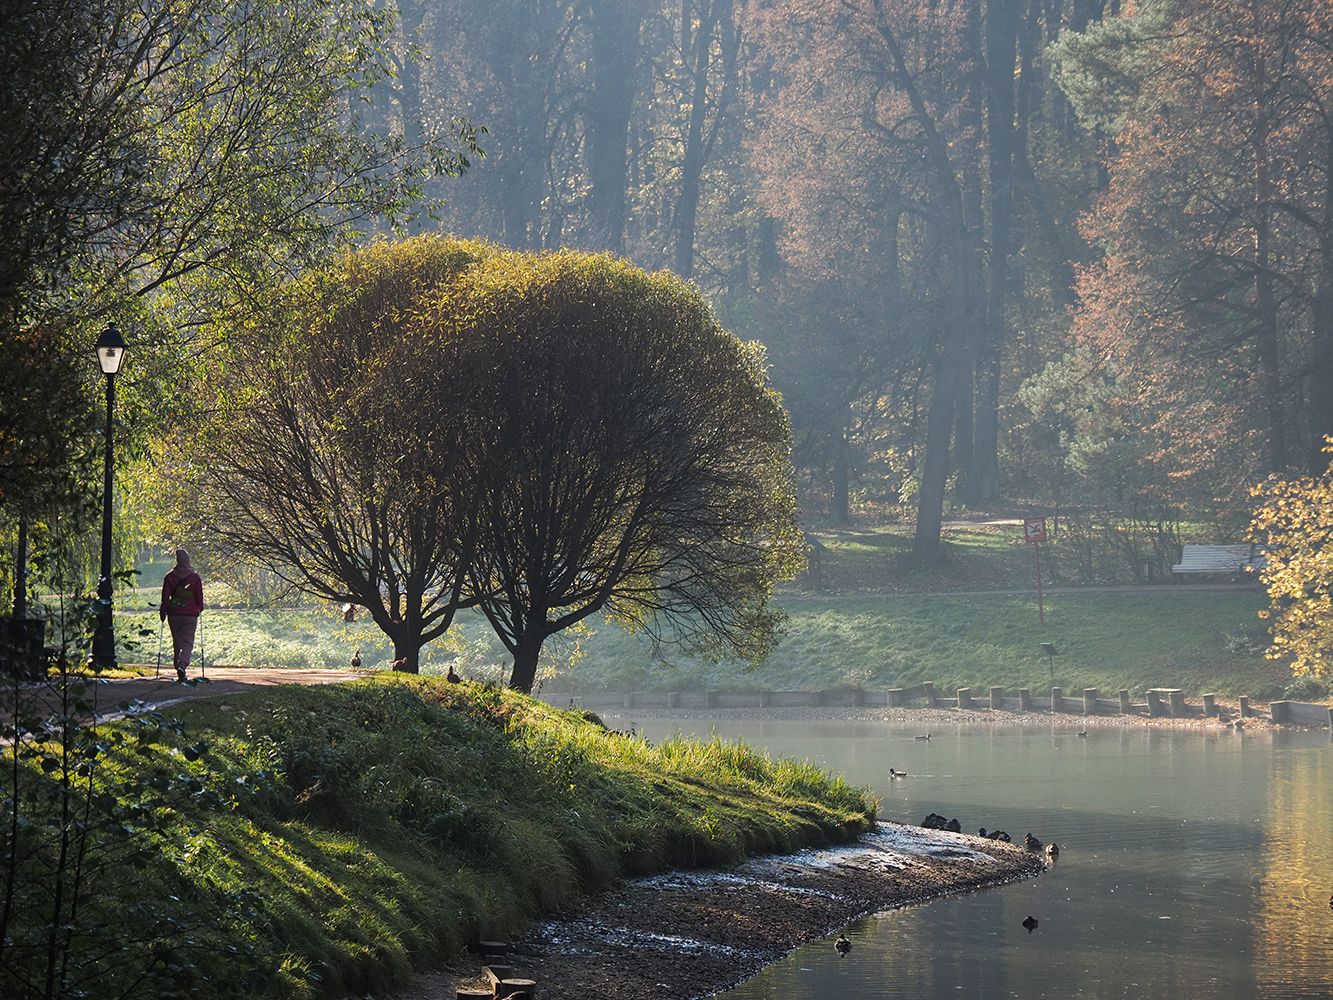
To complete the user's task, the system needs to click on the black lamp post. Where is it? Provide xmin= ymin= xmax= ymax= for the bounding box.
xmin=91 ymin=321 xmax=126 ymax=671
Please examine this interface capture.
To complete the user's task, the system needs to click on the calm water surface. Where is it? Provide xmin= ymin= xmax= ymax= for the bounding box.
xmin=624 ymin=719 xmax=1333 ymax=1000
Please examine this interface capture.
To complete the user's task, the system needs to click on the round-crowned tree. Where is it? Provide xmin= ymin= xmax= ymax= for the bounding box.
xmin=422 ymin=245 xmax=806 ymax=692
xmin=162 ymin=238 xmax=495 ymax=671
xmin=166 ymin=235 xmax=804 ymax=687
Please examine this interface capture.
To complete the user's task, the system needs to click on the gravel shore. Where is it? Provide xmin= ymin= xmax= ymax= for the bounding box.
xmin=390 ymin=823 xmax=1043 ymax=1000
xmin=594 ymin=701 xmax=1281 ymax=731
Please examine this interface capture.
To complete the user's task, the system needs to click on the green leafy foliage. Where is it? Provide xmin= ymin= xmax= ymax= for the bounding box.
xmin=1251 ymin=446 xmax=1333 ymax=678
xmin=5 ymin=677 xmax=873 ymax=998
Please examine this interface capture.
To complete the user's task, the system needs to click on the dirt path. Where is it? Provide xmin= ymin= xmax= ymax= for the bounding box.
xmin=798 ymin=581 xmax=1261 ymax=600
xmin=17 ymin=666 xmax=366 ymax=722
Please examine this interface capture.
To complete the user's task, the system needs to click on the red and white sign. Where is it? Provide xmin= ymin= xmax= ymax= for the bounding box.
xmin=1023 ymin=516 xmax=1047 ymax=545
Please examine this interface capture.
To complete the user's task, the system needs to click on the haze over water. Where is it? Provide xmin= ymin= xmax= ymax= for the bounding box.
xmin=627 ymin=719 xmax=1333 ymax=1000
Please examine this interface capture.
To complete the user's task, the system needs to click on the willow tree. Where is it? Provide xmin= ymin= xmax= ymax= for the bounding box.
xmin=163 ymin=239 xmax=492 ymax=671
xmin=428 ymin=247 xmax=806 ymax=692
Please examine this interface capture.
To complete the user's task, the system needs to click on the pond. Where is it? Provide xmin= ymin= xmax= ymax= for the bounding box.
xmin=625 ymin=718 xmax=1333 ymax=1000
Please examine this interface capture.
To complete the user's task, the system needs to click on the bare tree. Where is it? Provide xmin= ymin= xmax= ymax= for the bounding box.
xmin=168 ymin=241 xmax=488 ymax=671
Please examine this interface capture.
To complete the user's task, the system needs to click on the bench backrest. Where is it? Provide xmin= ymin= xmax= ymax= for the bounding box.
xmin=1172 ymin=544 xmax=1266 ymax=573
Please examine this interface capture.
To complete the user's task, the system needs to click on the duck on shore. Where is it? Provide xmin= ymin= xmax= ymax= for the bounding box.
xmin=1046 ymin=842 xmax=1060 ymax=860
xmin=1024 ymin=832 xmax=1044 ymax=852
xmin=835 ymin=933 xmax=852 ymax=955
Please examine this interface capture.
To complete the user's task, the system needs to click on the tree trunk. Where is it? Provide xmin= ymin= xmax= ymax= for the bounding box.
xmin=914 ymin=354 xmax=964 ymax=566
xmin=674 ymin=0 xmax=713 ymax=278
xmin=587 ymin=0 xmax=642 ymax=252
xmin=953 ymin=364 xmax=974 ymax=502
xmin=392 ymin=636 xmax=421 ymax=673
xmin=831 ymin=432 xmax=850 ymax=526
xmin=508 ymin=634 xmax=543 ymax=693
xmin=1309 ymin=134 xmax=1333 ymax=472
xmin=1251 ymin=0 xmax=1287 ymax=472
xmin=974 ymin=0 xmax=1020 ymax=502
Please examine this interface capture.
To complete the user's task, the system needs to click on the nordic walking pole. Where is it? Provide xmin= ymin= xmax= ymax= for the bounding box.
xmin=155 ymin=619 xmax=163 ymax=678
xmin=198 ymin=615 xmax=206 ymax=681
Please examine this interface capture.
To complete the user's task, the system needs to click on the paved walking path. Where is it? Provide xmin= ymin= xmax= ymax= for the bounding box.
xmin=19 ymin=666 xmax=366 ymax=722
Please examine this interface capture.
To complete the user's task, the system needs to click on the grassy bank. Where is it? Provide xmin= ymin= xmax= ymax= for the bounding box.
xmin=116 ymin=588 xmax=1284 ymax=697
xmin=113 ymin=523 xmax=1291 ymax=698
xmin=8 ymin=676 xmax=873 ymax=998
xmin=566 ymin=590 xmax=1286 ymax=697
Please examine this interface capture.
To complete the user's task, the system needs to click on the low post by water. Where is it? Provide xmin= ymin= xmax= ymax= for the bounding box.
xmin=1239 ymin=696 xmax=1251 ymax=718
xmin=990 ymin=686 xmax=1004 ymax=710
xmin=957 ymin=687 xmax=972 ymax=710
xmin=1119 ymin=689 xmax=1132 ymax=713
xmin=1202 ymin=694 xmax=1217 ymax=717
xmin=1018 ymin=688 xmax=1031 ymax=711
xmin=923 ymin=682 xmax=937 ymax=707
xmin=1084 ymin=688 xmax=1098 ymax=714
xmin=888 ymin=688 xmax=905 ymax=707
xmin=1146 ymin=690 xmax=1164 ymax=717
xmin=1051 ymin=687 xmax=1063 ymax=712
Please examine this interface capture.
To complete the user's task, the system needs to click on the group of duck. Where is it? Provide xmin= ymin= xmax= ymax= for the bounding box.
xmin=920 ymin=814 xmax=1060 ymax=861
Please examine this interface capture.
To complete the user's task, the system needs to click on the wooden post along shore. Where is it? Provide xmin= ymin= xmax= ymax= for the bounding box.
xmin=1083 ymin=688 xmax=1098 ymax=714
xmin=990 ymin=686 xmax=1005 ymax=710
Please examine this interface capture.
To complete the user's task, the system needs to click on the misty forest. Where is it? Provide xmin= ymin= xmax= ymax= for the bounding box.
xmin=2 ymin=1 xmax=1332 ymax=998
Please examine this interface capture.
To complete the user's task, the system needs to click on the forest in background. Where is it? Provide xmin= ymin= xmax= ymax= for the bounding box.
xmin=2 ymin=0 xmax=1331 ymax=674
xmin=361 ymin=0 xmax=1331 ymax=564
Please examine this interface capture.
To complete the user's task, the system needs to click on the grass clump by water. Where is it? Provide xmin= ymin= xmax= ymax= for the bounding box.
xmin=17 ymin=675 xmax=873 ymax=998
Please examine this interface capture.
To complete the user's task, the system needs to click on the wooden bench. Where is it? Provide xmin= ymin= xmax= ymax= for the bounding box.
xmin=1171 ymin=544 xmax=1266 ymax=577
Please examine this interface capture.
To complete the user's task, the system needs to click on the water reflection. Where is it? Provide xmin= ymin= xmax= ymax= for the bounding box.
xmin=623 ymin=719 xmax=1333 ymax=1000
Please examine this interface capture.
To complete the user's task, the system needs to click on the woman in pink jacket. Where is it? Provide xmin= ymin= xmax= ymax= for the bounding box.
xmin=160 ymin=548 xmax=204 ymax=682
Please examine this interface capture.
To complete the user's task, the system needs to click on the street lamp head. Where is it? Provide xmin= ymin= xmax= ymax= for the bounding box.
xmin=95 ymin=321 xmax=126 ymax=375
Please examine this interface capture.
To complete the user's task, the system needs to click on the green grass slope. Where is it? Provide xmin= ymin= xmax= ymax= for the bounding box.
xmin=567 ymin=590 xmax=1285 ymax=697
xmin=11 ymin=677 xmax=873 ymax=998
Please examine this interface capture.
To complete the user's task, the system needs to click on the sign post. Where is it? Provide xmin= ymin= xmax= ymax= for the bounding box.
xmin=1023 ymin=516 xmax=1048 ymax=625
